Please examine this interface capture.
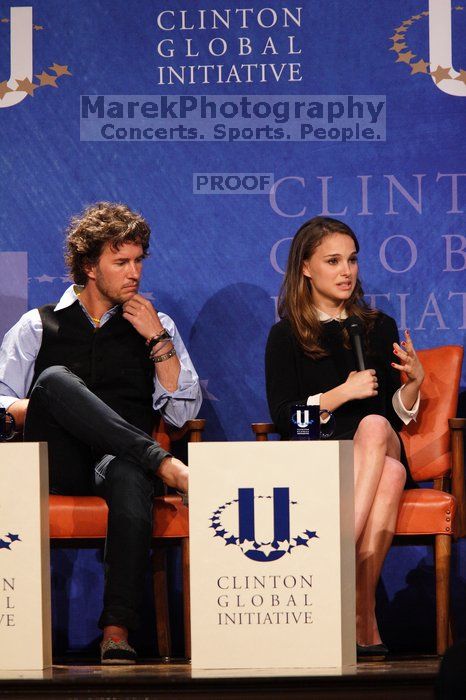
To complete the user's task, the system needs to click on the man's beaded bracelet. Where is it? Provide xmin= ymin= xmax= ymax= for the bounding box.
xmin=152 ymin=347 xmax=177 ymax=364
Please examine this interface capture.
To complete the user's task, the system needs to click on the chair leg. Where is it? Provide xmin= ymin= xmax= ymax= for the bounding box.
xmin=435 ymin=534 xmax=452 ymax=656
xmin=182 ymin=537 xmax=191 ymax=660
xmin=152 ymin=544 xmax=172 ymax=661
xmin=448 ymin=619 xmax=454 ymax=648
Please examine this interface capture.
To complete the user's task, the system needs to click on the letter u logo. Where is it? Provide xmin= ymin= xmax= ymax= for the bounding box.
xmin=0 ymin=7 xmax=33 ymax=109
xmin=296 ymin=409 xmax=310 ymax=428
xmin=429 ymin=0 xmax=466 ymax=96
xmin=238 ymin=487 xmax=290 ymax=562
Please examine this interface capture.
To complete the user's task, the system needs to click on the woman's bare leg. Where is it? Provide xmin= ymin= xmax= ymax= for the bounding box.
xmin=352 ymin=415 xmax=406 ymax=646
xmin=353 ymin=415 xmax=401 ymax=541
xmin=356 ymin=456 xmax=406 ymax=645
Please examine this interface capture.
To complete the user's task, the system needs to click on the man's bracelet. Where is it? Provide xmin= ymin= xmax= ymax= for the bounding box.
xmin=146 ymin=328 xmax=171 ymax=352
xmin=152 ymin=347 xmax=177 ymax=364
xmin=149 ymin=338 xmax=172 ymax=359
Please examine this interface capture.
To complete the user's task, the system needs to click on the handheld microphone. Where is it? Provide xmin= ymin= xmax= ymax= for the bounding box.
xmin=344 ymin=316 xmax=366 ymax=371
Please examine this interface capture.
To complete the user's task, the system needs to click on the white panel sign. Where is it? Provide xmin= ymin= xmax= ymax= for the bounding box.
xmin=0 ymin=443 xmax=51 ymax=669
xmin=189 ymin=441 xmax=355 ymax=670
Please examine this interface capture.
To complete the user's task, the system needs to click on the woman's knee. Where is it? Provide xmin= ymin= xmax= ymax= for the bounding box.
xmin=381 ymin=457 xmax=407 ymax=494
xmin=354 ymin=415 xmax=391 ymax=446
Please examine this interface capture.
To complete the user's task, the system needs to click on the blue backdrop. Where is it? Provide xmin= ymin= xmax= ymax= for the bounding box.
xmin=1 ymin=0 xmax=465 ymax=655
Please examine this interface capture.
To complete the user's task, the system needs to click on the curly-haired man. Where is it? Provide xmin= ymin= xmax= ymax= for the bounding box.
xmin=0 ymin=202 xmax=202 ymax=663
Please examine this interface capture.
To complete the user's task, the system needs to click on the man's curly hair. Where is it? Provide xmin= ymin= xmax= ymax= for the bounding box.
xmin=65 ymin=202 xmax=151 ymax=285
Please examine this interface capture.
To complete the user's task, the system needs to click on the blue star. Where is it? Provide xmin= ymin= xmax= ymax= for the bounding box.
xmin=305 ymin=530 xmax=318 ymax=540
xmin=294 ymin=536 xmax=308 ymax=547
xmin=6 ymin=533 xmax=20 ymax=542
xmin=214 ymin=529 xmax=226 ymax=538
xmin=0 ymin=539 xmax=11 ymax=549
xmin=209 ymin=523 xmax=219 ymax=529
xmin=225 ymin=501 xmax=232 ymax=506
xmin=225 ymin=536 xmax=237 ymax=545
xmin=209 ymin=515 xmax=219 ymax=522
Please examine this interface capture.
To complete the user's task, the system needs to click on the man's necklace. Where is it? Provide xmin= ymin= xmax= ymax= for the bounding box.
xmin=75 ymin=288 xmax=101 ymax=326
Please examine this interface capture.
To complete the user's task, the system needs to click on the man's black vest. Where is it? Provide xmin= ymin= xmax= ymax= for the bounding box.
xmin=30 ymin=301 xmax=155 ymax=435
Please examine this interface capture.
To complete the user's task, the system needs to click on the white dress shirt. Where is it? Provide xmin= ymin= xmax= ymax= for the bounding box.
xmin=0 ymin=285 xmax=202 ymax=428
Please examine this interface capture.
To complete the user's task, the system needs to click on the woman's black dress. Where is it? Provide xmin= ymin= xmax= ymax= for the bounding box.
xmin=265 ymin=312 xmax=414 ymax=484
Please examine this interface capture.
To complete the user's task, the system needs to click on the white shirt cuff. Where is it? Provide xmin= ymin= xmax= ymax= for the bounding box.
xmin=0 ymin=395 xmax=21 ymax=412
xmin=392 ymin=385 xmax=420 ymax=425
xmin=306 ymin=393 xmax=331 ymax=423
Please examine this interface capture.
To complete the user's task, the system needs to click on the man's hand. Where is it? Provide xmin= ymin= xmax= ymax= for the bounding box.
xmin=158 ymin=456 xmax=188 ymax=494
xmin=122 ymin=293 xmax=164 ymax=341
xmin=7 ymin=399 xmax=29 ymax=431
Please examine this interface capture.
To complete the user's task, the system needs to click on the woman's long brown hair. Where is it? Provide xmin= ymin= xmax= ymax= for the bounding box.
xmin=278 ymin=216 xmax=378 ymax=358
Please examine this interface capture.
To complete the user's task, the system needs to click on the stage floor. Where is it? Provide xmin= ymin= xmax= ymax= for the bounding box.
xmin=0 ymin=656 xmax=440 ymax=699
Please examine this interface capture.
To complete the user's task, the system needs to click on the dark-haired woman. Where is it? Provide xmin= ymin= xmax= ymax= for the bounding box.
xmin=265 ymin=216 xmax=424 ymax=654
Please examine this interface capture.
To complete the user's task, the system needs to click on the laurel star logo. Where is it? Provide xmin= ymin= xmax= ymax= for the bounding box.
xmin=388 ymin=7 xmax=466 ymax=89
xmin=410 ymin=59 xmax=429 ymax=75
xmin=0 ymin=19 xmax=72 ymax=102
xmin=389 ymin=42 xmax=407 ymax=53
xmin=276 ymin=539 xmax=291 ymax=552
xmin=36 ymin=274 xmax=56 ymax=283
xmin=15 ymin=77 xmax=39 ymax=96
xmin=49 ymin=63 xmax=72 ymax=77
xmin=36 ymin=71 xmax=58 ymax=88
xmin=210 ymin=495 xmax=318 ymax=561
xmin=0 ymin=81 xmax=13 ymax=99
xmin=259 ymin=543 xmax=276 ymax=557
xmin=239 ymin=538 xmax=255 ymax=552
xmin=430 ymin=66 xmax=452 ymax=83
xmin=396 ymin=51 xmax=416 ymax=65
xmin=0 ymin=533 xmax=21 ymax=551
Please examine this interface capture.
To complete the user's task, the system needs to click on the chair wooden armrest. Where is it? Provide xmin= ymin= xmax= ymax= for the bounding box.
xmin=152 ymin=417 xmax=205 ymax=454
xmin=167 ymin=418 xmax=206 ymax=443
xmin=251 ymin=422 xmax=276 ymax=441
xmin=450 ymin=417 xmax=466 ymax=538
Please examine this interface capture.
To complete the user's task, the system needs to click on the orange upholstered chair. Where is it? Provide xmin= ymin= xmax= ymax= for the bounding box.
xmin=49 ymin=417 xmax=205 ymax=659
xmin=252 ymin=346 xmax=465 ymax=655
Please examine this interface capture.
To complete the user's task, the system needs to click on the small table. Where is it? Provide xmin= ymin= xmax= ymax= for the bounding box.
xmin=0 ymin=442 xmax=51 ymax=669
xmin=188 ymin=440 xmax=355 ymax=670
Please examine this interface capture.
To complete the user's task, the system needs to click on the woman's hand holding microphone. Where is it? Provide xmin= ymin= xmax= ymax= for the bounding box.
xmin=344 ymin=369 xmax=379 ymax=400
